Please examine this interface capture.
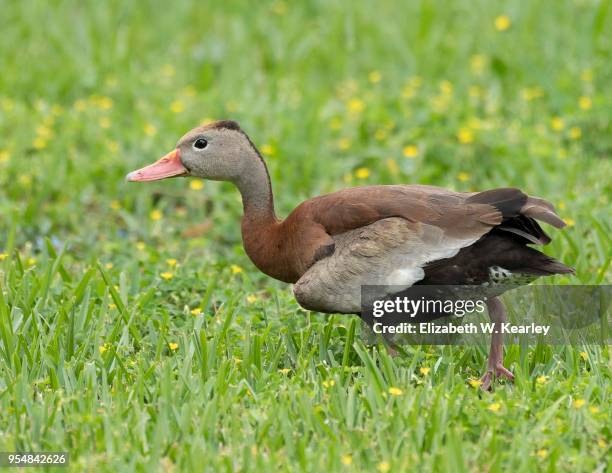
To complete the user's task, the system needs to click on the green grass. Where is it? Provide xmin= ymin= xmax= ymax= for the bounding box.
xmin=0 ymin=0 xmax=611 ymax=471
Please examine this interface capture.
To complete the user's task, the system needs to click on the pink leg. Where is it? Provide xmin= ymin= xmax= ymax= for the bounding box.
xmin=480 ymin=297 xmax=515 ymax=391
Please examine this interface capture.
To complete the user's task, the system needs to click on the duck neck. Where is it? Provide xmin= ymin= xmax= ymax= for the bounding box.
xmin=235 ymin=150 xmax=278 ymax=227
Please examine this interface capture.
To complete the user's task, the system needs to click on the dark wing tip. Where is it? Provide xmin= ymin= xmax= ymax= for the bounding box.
xmin=467 ymin=188 xmax=528 ymax=219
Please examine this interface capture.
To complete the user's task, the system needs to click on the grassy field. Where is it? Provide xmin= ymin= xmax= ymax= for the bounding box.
xmin=0 ymin=0 xmax=611 ymax=471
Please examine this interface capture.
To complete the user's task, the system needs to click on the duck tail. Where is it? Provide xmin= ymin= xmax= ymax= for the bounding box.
xmin=514 ymin=246 xmax=575 ymax=276
xmin=467 ymin=189 xmax=568 ymax=245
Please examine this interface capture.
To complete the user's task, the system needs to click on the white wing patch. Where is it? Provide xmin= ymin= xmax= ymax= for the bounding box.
xmin=489 ymin=265 xmax=537 ymax=287
xmin=386 ymin=267 xmax=425 ymax=286
xmin=293 ymin=217 xmax=481 ymax=314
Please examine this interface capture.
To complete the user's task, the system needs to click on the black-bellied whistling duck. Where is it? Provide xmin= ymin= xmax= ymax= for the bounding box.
xmin=127 ymin=120 xmax=573 ymax=390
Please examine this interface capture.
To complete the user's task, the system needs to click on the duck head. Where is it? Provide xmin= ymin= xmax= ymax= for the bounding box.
xmin=127 ymin=120 xmax=258 ymax=183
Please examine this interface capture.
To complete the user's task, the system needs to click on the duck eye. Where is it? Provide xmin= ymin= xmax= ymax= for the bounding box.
xmin=193 ymin=138 xmax=208 ymax=150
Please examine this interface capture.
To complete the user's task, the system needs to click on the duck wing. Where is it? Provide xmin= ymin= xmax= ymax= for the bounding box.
xmin=292 ymin=186 xmax=568 ymax=313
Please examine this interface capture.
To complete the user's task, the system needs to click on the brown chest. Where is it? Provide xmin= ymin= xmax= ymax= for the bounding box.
xmin=240 ymin=218 xmax=333 ymax=284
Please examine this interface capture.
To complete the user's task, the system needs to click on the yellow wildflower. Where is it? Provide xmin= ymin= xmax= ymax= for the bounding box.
xmin=563 ymin=217 xmax=575 ymax=227
xmin=355 ymin=167 xmax=370 ymax=179
xmin=368 ymin=70 xmax=382 ymax=84
xmin=573 ymin=399 xmax=586 ymax=409
xmin=329 ymin=117 xmax=343 ymax=130
xmin=97 ymin=96 xmax=113 ymax=110
xmin=420 ymin=367 xmax=431 ymax=375
xmin=33 ymin=137 xmax=47 ymax=150
xmin=469 ymin=379 xmax=483 ymax=388
xmin=261 ymin=144 xmax=276 ymax=156
xmin=99 ymin=344 xmax=108 ymax=354
xmin=536 ymin=375 xmax=549 ymax=385
xmin=27 ymin=257 xmax=36 ymax=266
xmin=230 ymin=264 xmax=243 ymax=274
xmin=468 ymin=85 xmax=482 ymax=98
xmin=136 ymin=241 xmax=146 ymax=251
xmin=36 ymin=125 xmax=53 ymax=138
xmin=457 ymin=172 xmax=470 ymax=182
xmin=388 ymin=387 xmax=403 ymax=396
xmin=579 ymin=351 xmax=588 ymax=361
xmin=105 ymin=262 xmax=113 ymax=270
xmin=19 ymin=175 xmax=32 ymax=186
xmin=1 ymin=98 xmax=15 ymax=111
xmin=578 ymin=96 xmax=592 ymax=110
xmin=521 ymin=87 xmax=544 ymax=101
xmin=246 ymin=294 xmax=258 ymax=304
xmin=536 ymin=449 xmax=548 ymax=458
xmin=589 ymin=406 xmax=599 ymax=414
xmin=166 ymin=258 xmax=177 ymax=267
xmin=488 ymin=402 xmax=501 ymax=412
xmin=551 ymin=117 xmax=564 ymax=131
xmin=271 ymin=1 xmax=287 ymax=15
xmin=0 ymin=253 xmax=8 ymax=261
xmin=150 ymin=209 xmax=162 ymax=221
xmin=337 ymin=138 xmax=351 ymax=150
xmin=160 ymin=272 xmax=174 ymax=280
xmin=439 ymin=80 xmax=453 ymax=95
xmin=341 ymin=455 xmax=352 ymax=466
xmin=73 ymin=99 xmax=87 ymax=111
xmin=468 ymin=117 xmax=482 ymax=130
xmin=0 ymin=150 xmax=9 ymax=162
xmin=383 ymin=119 xmax=395 ymax=130
xmin=569 ymin=127 xmax=582 ymax=140
xmin=431 ymin=94 xmax=450 ymax=113
xmin=386 ymin=159 xmax=399 ymax=175
xmin=143 ymin=123 xmax=157 ymax=136
xmin=168 ymin=342 xmax=179 ymax=351
xmin=598 ymin=438 xmax=606 ymax=448
xmin=401 ymin=84 xmax=417 ymax=99
xmin=558 ymin=201 xmax=566 ymax=210
xmin=278 ymin=368 xmax=291 ymax=375
xmin=580 ymin=69 xmax=593 ymax=82
xmin=494 ymin=15 xmax=511 ymax=31
xmin=99 ymin=117 xmax=111 ymax=129
xmin=347 ymin=98 xmax=365 ymax=114
xmin=457 ymin=128 xmax=474 ymax=144
xmin=181 ymin=85 xmax=197 ymax=97
xmin=375 ymin=129 xmax=387 ymax=141
xmin=322 ymin=379 xmax=335 ymax=388
xmin=190 ymin=180 xmax=204 ymax=191
xmin=170 ymin=100 xmax=185 ymax=113
xmin=408 ymin=76 xmax=423 ymax=88
xmin=470 ymin=54 xmax=486 ymax=74
xmin=377 ymin=461 xmax=390 ymax=473
xmin=403 ymin=145 xmax=418 ymax=158
xmin=107 ymin=141 xmax=119 ymax=153
xmin=190 ymin=307 xmax=202 ymax=316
